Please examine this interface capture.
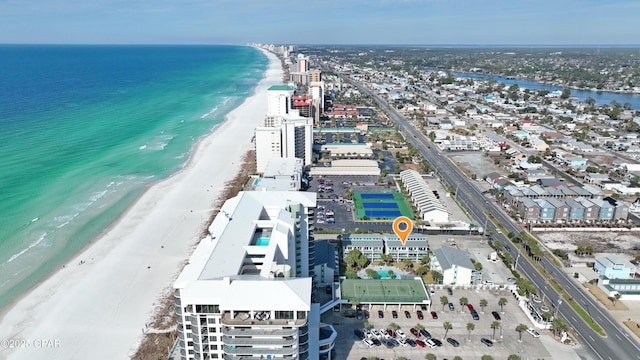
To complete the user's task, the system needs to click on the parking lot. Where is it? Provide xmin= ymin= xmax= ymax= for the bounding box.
xmin=325 ymin=287 xmax=558 ymax=360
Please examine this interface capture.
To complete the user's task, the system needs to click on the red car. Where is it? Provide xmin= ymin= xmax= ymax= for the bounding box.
xmin=417 ymin=310 xmax=424 ymax=320
xmin=415 ymin=339 xmax=426 ymax=348
xmin=410 ymin=328 xmax=419 ymax=337
xmin=467 ymin=304 xmax=474 ymax=311
xmin=430 ymin=311 xmax=438 ymax=319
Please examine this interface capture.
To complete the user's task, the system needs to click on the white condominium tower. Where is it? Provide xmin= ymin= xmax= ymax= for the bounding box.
xmin=173 ymin=191 xmax=322 ymax=360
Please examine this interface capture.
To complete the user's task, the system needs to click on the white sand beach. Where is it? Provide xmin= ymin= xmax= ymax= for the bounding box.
xmin=0 ymin=48 xmax=282 ymax=360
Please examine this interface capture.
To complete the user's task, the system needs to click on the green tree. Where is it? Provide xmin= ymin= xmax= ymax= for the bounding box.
xmin=459 ymin=297 xmax=468 ymax=310
xmin=440 ymin=296 xmax=449 ymax=311
xmin=466 ymin=322 xmax=475 ymax=342
xmin=491 ymin=321 xmax=501 ymax=340
xmin=479 ymin=299 xmax=488 ymax=313
xmin=387 ymin=269 xmax=395 ymax=278
xmin=551 ymin=317 xmax=568 ymax=338
xmin=481 ymin=356 xmax=494 ymax=360
xmin=443 ymin=321 xmax=452 ymax=339
xmin=453 ymin=357 xmax=463 ymax=360
xmin=508 ymin=355 xmax=521 ymax=360
xmin=380 ymin=253 xmax=393 ymax=265
xmin=365 ymin=268 xmax=378 ymax=279
xmin=415 ymin=323 xmax=425 ymax=331
xmin=613 ymin=292 xmax=622 ymax=305
xmin=560 ymin=88 xmax=571 ymax=99
xmin=389 ymin=322 xmax=399 ymax=330
xmin=345 ymin=249 xmax=363 ymax=268
xmin=432 ymin=271 xmax=443 ymax=284
xmin=403 ymin=258 xmax=414 ymax=269
xmin=498 ymin=297 xmax=508 ymax=313
xmin=425 ymin=354 xmax=437 ymax=360
xmin=397 ymin=357 xmax=409 ymax=360
xmin=516 ymin=323 xmax=528 ymax=342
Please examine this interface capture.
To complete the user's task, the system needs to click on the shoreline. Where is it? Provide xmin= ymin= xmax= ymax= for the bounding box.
xmin=0 ymin=47 xmax=282 ymax=360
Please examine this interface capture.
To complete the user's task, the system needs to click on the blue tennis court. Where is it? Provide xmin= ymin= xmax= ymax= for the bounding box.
xmin=365 ymin=210 xmax=402 ymax=217
xmin=363 ymin=202 xmax=398 ymax=209
xmin=360 ymin=193 xmax=394 ymax=199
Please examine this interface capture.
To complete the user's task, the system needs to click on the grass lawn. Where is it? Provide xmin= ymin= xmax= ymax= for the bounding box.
xmin=582 ymin=282 xmax=629 ymax=311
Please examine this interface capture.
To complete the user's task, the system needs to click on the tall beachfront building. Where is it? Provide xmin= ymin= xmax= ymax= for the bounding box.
xmin=267 ymin=85 xmax=294 ymax=117
xmin=256 ymin=86 xmax=313 ymax=173
xmin=174 ymin=191 xmax=336 ymax=360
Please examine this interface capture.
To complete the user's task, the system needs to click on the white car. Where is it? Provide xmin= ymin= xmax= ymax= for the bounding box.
xmin=396 ymin=329 xmax=406 ymax=339
xmin=527 ymin=327 xmax=541 ymax=338
xmin=426 ymin=339 xmax=438 ymax=349
xmin=363 ymin=338 xmax=374 ymax=348
xmin=371 ymin=329 xmax=380 ymax=338
xmin=398 ymin=338 xmax=408 ymax=347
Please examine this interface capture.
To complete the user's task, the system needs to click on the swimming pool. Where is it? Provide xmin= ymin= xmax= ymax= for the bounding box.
xmin=378 ymin=270 xmax=397 ymax=279
xmin=255 ymin=237 xmax=270 ymax=246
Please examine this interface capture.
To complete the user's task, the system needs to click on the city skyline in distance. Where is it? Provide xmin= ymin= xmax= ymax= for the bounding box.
xmin=0 ymin=0 xmax=639 ymax=45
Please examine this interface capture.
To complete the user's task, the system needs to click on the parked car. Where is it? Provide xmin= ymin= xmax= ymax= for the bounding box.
xmin=419 ymin=329 xmax=432 ymax=339
xmin=415 ymin=339 xmax=426 ymax=348
xmin=481 ymin=338 xmax=494 ymax=347
xmin=363 ymin=338 xmax=374 ymax=348
xmin=527 ymin=327 xmax=541 ymax=338
xmin=417 ymin=310 xmax=424 ymax=320
xmin=396 ymin=329 xmax=406 ymax=339
xmin=430 ymin=311 xmax=438 ymax=319
xmin=447 ymin=287 xmax=453 ymax=295
xmin=471 ymin=310 xmax=480 ymax=320
xmin=448 ymin=302 xmax=455 ymax=311
xmin=392 ymin=310 xmax=398 ymax=319
xmin=426 ymin=339 xmax=438 ymax=349
xmin=354 ymin=329 xmax=365 ymax=340
xmin=467 ymin=304 xmax=474 ymax=311
xmin=378 ymin=310 xmax=384 ymax=318
xmin=446 ymin=337 xmax=460 ymax=347
xmin=492 ymin=311 xmax=502 ymax=320
xmin=410 ymin=328 xmax=420 ymax=337
xmin=371 ymin=338 xmax=382 ymax=346
xmin=404 ymin=310 xmax=411 ymax=319
xmin=421 ymin=304 xmax=427 ymax=311
xmin=406 ymin=338 xmax=417 ymax=347
xmin=431 ymin=338 xmax=443 ymax=347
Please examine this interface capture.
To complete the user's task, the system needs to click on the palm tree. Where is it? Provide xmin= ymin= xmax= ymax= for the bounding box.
xmin=516 ymin=324 xmax=528 ymax=342
xmin=508 ymin=355 xmax=521 ymax=360
xmin=481 ymin=356 xmax=494 ymax=360
xmin=491 ymin=321 xmax=501 ymax=341
xmin=389 ymin=322 xmax=399 ymax=331
xmin=415 ymin=323 xmax=425 ymax=331
xmin=443 ymin=321 xmax=452 ymax=340
xmin=459 ymin=297 xmax=468 ymax=313
xmin=551 ymin=317 xmax=568 ymax=338
xmin=425 ymin=354 xmax=436 ymax=360
xmin=440 ymin=295 xmax=449 ymax=311
xmin=453 ymin=357 xmax=463 ymax=360
xmin=498 ymin=297 xmax=508 ymax=313
xmin=613 ymin=293 xmax=622 ymax=305
xmin=466 ymin=322 xmax=475 ymax=342
xmin=479 ymin=298 xmax=488 ymax=313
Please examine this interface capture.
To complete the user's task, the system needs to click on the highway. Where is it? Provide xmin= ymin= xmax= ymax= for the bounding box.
xmin=346 ymin=76 xmax=640 ymax=360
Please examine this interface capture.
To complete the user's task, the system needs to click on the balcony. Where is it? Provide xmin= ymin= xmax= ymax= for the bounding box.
xmin=224 ymin=356 xmax=298 ymax=360
xmin=224 ymin=327 xmax=298 ymax=337
xmin=221 ymin=312 xmax=306 ymax=327
xmin=223 ymin=345 xmax=298 ymax=356
xmin=222 ymin=335 xmax=297 ymax=346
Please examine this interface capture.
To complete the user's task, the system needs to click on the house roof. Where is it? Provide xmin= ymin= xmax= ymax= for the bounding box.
xmin=433 ymin=245 xmax=475 ymax=271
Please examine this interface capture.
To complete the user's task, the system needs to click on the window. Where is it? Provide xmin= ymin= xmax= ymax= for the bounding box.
xmin=297 ymin=311 xmax=306 ymax=320
xmin=275 ymin=311 xmax=294 ymax=320
xmin=209 ymin=336 xmax=217 ymax=342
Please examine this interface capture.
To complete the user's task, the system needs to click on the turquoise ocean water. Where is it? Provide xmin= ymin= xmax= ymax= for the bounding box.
xmin=0 ymin=45 xmax=267 ymax=309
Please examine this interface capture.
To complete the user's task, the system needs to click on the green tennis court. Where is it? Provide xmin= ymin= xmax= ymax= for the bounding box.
xmin=353 ymin=191 xmax=413 ymax=220
xmin=340 ymin=279 xmax=429 ymax=303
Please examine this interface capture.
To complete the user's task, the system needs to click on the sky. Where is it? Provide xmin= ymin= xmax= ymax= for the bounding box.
xmin=0 ymin=0 xmax=639 ymax=45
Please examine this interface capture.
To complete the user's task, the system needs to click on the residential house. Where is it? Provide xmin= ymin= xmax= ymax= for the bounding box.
xmin=534 ymin=199 xmax=556 ymax=222
xmin=430 ymin=245 xmax=482 ymax=286
xmin=594 ymin=255 xmax=635 ymax=279
xmin=575 ymin=197 xmax=600 ymax=220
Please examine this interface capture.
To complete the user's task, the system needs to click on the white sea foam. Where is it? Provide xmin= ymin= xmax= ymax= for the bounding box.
xmin=7 ymin=232 xmax=48 ymax=263
xmin=139 ymin=134 xmax=174 ymax=151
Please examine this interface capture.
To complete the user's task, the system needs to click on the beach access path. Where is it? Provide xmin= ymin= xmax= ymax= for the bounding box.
xmin=0 ymin=48 xmax=282 ymax=360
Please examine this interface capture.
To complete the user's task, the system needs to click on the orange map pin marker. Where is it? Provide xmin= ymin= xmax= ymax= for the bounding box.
xmin=393 ymin=216 xmax=413 ymax=245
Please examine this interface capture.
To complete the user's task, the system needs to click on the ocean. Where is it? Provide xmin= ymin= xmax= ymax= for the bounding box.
xmin=0 ymin=45 xmax=267 ymax=309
